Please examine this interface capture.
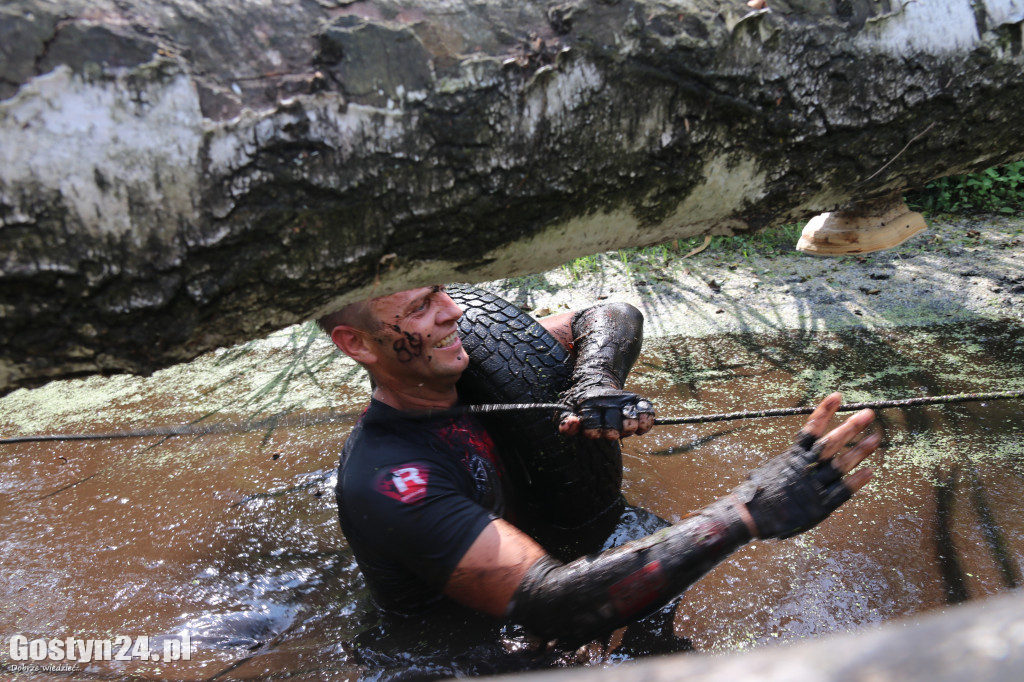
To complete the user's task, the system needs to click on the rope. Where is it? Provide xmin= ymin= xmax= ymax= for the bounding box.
xmin=0 ymin=402 xmax=566 ymax=445
xmin=0 ymin=410 xmax=364 ymax=445
xmin=652 ymin=390 xmax=1024 ymax=425
xmin=2 ymin=392 xmax=1021 ymax=445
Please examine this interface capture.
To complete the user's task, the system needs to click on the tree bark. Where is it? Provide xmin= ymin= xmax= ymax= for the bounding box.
xmin=2 ymin=0 xmax=1023 ymax=392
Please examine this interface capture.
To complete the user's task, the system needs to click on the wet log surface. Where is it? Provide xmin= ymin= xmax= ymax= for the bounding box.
xmin=2 ymin=0 xmax=1024 ymax=392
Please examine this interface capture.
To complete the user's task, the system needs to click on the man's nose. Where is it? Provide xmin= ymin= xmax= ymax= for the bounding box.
xmin=437 ymin=291 xmax=463 ymax=322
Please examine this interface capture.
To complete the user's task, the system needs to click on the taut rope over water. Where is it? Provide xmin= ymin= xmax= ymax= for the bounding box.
xmin=0 ymin=403 xmax=566 ymax=445
xmin=649 ymin=389 xmax=1024 ymax=425
xmin=2 ymin=391 xmax=1022 ymax=445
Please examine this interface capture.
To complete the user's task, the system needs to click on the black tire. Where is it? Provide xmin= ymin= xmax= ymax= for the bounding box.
xmin=448 ymin=284 xmax=623 ymax=557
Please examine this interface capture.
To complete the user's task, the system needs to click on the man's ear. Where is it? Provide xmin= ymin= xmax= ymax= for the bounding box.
xmin=330 ymin=325 xmax=378 ymax=365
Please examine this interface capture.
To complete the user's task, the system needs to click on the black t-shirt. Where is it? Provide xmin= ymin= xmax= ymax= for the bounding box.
xmin=335 ymin=399 xmax=508 ymax=613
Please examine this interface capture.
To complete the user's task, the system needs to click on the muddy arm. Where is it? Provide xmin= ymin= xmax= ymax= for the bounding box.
xmin=557 ymin=303 xmax=654 ymax=439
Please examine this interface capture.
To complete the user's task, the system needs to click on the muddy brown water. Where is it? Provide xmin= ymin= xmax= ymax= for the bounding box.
xmin=2 ymin=320 xmax=1023 ymax=680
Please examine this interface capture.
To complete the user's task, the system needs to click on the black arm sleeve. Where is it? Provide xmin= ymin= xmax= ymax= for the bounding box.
xmin=506 ymin=496 xmax=751 ymax=644
xmin=568 ymin=302 xmax=644 ymax=391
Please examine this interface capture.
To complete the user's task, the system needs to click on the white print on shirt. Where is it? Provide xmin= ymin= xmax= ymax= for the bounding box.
xmin=377 ymin=464 xmax=430 ymax=504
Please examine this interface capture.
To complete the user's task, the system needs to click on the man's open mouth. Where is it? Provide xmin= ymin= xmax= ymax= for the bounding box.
xmin=434 ymin=331 xmax=459 ymax=349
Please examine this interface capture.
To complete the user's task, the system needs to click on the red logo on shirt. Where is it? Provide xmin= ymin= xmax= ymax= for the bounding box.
xmin=377 ymin=464 xmax=430 ymax=504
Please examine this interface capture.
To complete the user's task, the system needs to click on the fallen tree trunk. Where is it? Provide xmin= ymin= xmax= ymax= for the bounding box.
xmin=508 ymin=588 xmax=1024 ymax=682
xmin=2 ymin=0 xmax=1023 ymax=392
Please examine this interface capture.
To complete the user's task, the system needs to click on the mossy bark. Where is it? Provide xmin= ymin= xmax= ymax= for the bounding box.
xmin=2 ymin=0 xmax=1024 ymax=392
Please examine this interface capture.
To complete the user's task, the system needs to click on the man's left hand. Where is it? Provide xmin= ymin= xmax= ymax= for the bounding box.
xmin=732 ymin=392 xmax=877 ymax=540
xmin=558 ymin=387 xmax=655 ymax=440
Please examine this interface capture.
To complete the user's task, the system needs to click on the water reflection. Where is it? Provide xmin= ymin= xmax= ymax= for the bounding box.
xmin=1 ymin=320 xmax=1023 ymax=678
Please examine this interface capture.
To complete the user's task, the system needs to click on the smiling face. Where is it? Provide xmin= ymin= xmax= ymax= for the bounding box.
xmin=368 ymin=285 xmax=469 ymax=382
xmin=328 ymin=285 xmax=469 ymax=409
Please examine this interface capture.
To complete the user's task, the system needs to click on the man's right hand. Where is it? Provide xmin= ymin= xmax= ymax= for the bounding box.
xmin=731 ymin=393 xmax=878 ymax=539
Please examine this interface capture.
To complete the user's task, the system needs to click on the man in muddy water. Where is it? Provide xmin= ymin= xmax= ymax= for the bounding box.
xmin=320 ymin=284 xmax=878 ymax=645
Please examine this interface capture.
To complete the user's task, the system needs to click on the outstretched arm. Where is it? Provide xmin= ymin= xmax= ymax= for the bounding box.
xmin=444 ymin=393 xmax=877 ymax=644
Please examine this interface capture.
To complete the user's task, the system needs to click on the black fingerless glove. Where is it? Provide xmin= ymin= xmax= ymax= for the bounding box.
xmin=559 ymin=303 xmax=653 ymax=431
xmin=565 ymin=387 xmax=655 ymax=431
xmin=732 ymin=431 xmax=853 ymax=539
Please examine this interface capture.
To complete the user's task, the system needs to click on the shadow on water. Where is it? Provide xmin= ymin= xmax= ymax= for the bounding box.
xmin=934 ymin=465 xmax=970 ymax=605
xmin=2 ymin=318 xmax=1024 ymax=678
xmin=932 ymin=454 xmax=1023 ymax=606
xmin=642 ymin=428 xmax=740 ymax=457
xmin=968 ymin=465 xmax=1023 ymax=590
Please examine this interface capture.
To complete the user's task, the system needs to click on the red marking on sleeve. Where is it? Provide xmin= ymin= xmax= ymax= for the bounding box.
xmin=609 ymin=560 xmax=666 ymax=616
